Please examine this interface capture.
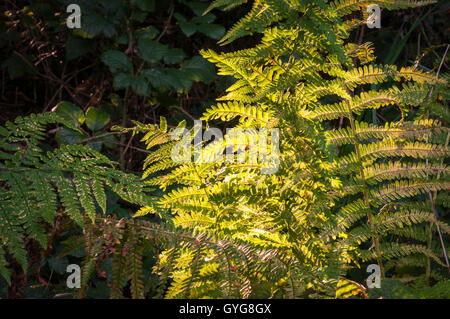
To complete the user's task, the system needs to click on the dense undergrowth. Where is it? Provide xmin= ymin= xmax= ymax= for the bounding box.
xmin=0 ymin=0 xmax=449 ymax=298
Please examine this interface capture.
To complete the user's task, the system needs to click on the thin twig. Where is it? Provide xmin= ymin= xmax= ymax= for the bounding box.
xmin=169 ymin=105 xmax=196 ymax=121
xmin=426 ymin=44 xmax=450 ymax=272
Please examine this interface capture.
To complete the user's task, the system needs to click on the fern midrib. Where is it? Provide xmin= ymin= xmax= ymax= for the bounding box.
xmin=344 ymin=97 xmax=385 ymax=277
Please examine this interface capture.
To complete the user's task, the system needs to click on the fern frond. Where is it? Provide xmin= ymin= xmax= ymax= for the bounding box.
xmin=0 ymin=113 xmax=154 ymax=283
xmin=364 ymin=162 xmax=448 ymax=184
xmin=370 ymin=180 xmax=450 ymax=205
xmin=329 ymin=0 xmax=437 ymax=16
xmin=202 ymin=102 xmax=272 ymax=125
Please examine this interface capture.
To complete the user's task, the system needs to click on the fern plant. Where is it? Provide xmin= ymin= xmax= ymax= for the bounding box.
xmin=0 ymin=112 xmax=153 ymax=287
xmin=3 ymin=0 xmax=448 ymax=299
xmin=124 ymin=0 xmax=449 ymax=298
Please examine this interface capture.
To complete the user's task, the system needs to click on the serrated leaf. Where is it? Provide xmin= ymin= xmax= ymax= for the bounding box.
xmin=187 ymin=1 xmax=210 ymax=16
xmin=85 ymin=107 xmax=110 ymax=131
xmin=101 ymin=50 xmax=133 ymax=73
xmin=197 ymin=23 xmax=225 ymax=40
xmin=178 ymin=22 xmax=198 ymax=37
xmin=131 ymin=0 xmax=155 ymax=12
xmin=192 ymin=13 xmax=216 ymax=24
xmin=164 ymin=48 xmax=186 ymax=64
xmin=165 ymin=69 xmax=192 ymax=90
xmin=138 ymin=39 xmax=168 ymax=62
xmin=82 ymin=12 xmax=116 ymax=38
xmin=142 ymin=68 xmax=173 ymax=89
xmin=113 ymin=72 xmax=134 ymax=90
xmin=54 ymin=101 xmax=85 ymax=125
xmin=48 ymin=256 xmax=69 ymax=275
xmin=114 ymin=73 xmax=149 ymax=96
xmin=182 ymin=56 xmax=216 ymax=84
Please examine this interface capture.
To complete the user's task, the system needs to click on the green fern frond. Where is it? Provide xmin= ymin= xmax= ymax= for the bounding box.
xmin=370 ymin=180 xmax=450 ymax=205
xmin=364 ymin=162 xmax=448 ymax=184
xmin=0 ymin=113 xmax=154 ymax=284
xmin=202 ymin=102 xmax=272 ymax=125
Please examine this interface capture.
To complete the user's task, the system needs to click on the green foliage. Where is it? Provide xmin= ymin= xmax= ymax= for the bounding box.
xmin=368 ymin=278 xmax=450 ymax=299
xmin=1 ymin=0 xmax=221 ymax=127
xmin=72 ymin=0 xmax=221 ymax=96
xmin=124 ymin=0 xmax=449 ymax=298
xmin=0 ymin=0 xmax=448 ymax=299
xmin=52 ymin=101 xmax=118 ymax=152
xmin=0 ymin=113 xmax=153 ymax=285
xmin=174 ymin=1 xmax=225 ymax=39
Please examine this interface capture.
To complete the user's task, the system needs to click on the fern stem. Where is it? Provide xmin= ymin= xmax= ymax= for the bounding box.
xmin=344 ymin=100 xmax=385 ymax=277
xmin=426 ymin=221 xmax=433 ymax=283
xmin=428 ymin=130 xmax=450 ymax=273
xmin=120 ymin=88 xmax=130 ymax=171
xmin=78 ymin=132 xmax=123 ymax=144
xmin=191 ymin=163 xmax=222 ymax=221
xmin=427 ymin=192 xmax=450 ymax=272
